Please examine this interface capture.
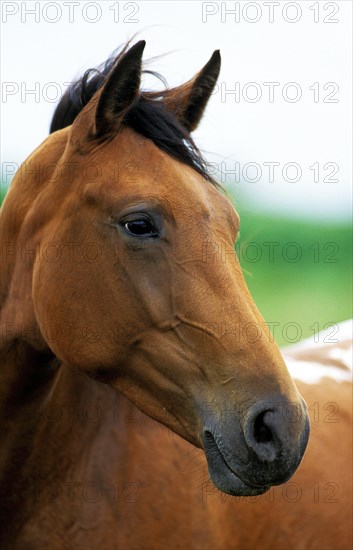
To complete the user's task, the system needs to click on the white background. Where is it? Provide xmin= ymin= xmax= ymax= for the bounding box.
xmin=1 ymin=0 xmax=352 ymax=220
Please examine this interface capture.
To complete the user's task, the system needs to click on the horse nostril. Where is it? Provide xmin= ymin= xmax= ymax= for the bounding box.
xmin=253 ymin=411 xmax=274 ymax=444
xmin=242 ymin=399 xmax=309 ymax=484
xmin=244 ymin=404 xmax=281 ymax=463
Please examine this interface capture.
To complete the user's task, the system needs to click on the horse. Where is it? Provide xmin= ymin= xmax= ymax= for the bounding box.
xmin=0 ymin=40 xmax=350 ymax=549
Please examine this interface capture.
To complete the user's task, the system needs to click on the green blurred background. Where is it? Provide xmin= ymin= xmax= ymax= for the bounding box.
xmin=0 ymin=185 xmax=351 ymax=347
xmin=232 ymin=196 xmax=352 ymax=346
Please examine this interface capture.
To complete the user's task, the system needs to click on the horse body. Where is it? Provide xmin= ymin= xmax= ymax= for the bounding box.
xmin=1 ymin=41 xmax=350 ymax=549
xmin=1 ymin=361 xmax=351 ymax=549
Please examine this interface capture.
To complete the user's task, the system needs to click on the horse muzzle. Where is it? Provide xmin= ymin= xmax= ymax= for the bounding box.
xmin=202 ymin=397 xmax=310 ymax=496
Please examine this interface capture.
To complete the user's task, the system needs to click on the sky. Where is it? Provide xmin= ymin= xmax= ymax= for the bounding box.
xmin=1 ymin=0 xmax=352 ymax=220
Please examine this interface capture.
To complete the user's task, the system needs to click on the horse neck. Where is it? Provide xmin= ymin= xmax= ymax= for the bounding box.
xmin=0 ymin=128 xmax=69 ymax=310
xmin=0 ymin=129 xmax=72 ymax=430
xmin=1 ymin=348 xmax=120 ymax=465
xmin=0 ymin=353 xmax=141 ymax=538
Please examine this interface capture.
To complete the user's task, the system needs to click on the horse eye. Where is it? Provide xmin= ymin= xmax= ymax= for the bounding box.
xmin=123 ymin=218 xmax=159 ymax=238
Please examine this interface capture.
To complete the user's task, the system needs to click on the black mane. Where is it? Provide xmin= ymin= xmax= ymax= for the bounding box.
xmin=50 ymin=46 xmax=215 ymax=183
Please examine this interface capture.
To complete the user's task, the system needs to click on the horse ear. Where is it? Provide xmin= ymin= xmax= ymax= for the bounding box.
xmin=163 ymin=50 xmax=221 ymax=132
xmin=95 ymin=40 xmax=145 ymax=137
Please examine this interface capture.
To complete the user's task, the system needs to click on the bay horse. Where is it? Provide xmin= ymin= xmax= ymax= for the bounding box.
xmin=0 ymin=41 xmax=350 ymax=549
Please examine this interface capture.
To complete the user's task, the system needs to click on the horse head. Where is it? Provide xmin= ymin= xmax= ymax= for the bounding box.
xmin=1 ymin=41 xmax=309 ymax=496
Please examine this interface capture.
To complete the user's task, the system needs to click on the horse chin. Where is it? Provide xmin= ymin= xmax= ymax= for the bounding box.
xmin=203 ymin=430 xmax=270 ymax=497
